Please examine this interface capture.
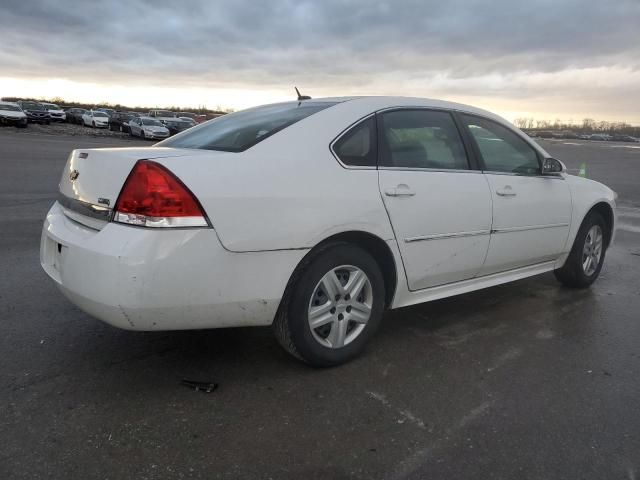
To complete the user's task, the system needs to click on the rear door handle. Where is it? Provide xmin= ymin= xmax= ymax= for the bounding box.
xmin=496 ymin=186 xmax=517 ymax=197
xmin=385 ymin=184 xmax=415 ymax=197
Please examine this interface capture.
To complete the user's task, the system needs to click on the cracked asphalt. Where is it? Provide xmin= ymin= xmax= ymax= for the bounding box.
xmin=1 ymin=130 xmax=639 ymax=479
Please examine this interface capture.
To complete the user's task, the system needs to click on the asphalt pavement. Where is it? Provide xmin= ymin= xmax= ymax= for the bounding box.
xmin=1 ymin=130 xmax=639 ymax=479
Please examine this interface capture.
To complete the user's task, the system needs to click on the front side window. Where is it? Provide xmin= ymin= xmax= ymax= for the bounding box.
xmin=159 ymin=101 xmax=337 ymax=152
xmin=461 ymin=114 xmax=540 ymax=174
xmin=378 ymin=110 xmax=469 ymax=170
xmin=333 ymin=117 xmax=376 ymax=167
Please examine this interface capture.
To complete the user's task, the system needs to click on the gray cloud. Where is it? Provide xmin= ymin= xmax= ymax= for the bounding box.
xmin=2 ymin=0 xmax=640 ymax=119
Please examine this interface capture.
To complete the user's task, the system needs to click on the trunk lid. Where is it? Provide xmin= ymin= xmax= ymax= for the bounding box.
xmin=58 ymin=147 xmax=198 ymax=229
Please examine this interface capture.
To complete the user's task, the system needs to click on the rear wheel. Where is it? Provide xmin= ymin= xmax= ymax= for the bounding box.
xmin=273 ymin=243 xmax=385 ymax=367
xmin=554 ymin=212 xmax=606 ymax=288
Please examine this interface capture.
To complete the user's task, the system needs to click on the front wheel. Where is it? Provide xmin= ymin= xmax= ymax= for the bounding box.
xmin=273 ymin=243 xmax=385 ymax=367
xmin=554 ymin=212 xmax=606 ymax=288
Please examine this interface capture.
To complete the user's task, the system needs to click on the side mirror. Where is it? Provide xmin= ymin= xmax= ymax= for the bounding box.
xmin=542 ymin=157 xmax=566 ymax=176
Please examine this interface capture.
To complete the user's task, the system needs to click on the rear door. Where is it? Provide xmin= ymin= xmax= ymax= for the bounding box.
xmin=376 ymin=109 xmax=493 ymax=290
xmin=458 ymin=113 xmax=572 ymax=275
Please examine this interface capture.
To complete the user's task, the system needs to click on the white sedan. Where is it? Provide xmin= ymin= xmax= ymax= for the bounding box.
xmin=128 ymin=116 xmax=170 ymax=140
xmin=41 ymin=97 xmax=616 ymax=366
xmin=82 ymin=110 xmax=109 ymax=128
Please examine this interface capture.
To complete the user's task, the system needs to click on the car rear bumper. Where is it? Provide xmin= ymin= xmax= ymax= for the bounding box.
xmin=40 ymin=202 xmax=306 ymax=331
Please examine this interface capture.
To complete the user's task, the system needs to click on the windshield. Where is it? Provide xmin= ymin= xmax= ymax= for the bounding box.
xmin=44 ymin=104 xmax=60 ymax=110
xmin=0 ymin=104 xmax=21 ymax=112
xmin=156 ymin=111 xmax=176 ymax=117
xmin=159 ymin=101 xmax=337 ymax=152
xmin=93 ymin=112 xmax=108 ymax=118
xmin=142 ymin=119 xmax=163 ymax=126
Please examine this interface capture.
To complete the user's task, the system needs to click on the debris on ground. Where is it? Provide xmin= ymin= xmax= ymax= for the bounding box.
xmin=180 ymin=379 xmax=218 ymax=393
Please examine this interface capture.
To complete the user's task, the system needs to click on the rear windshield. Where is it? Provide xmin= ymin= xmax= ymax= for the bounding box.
xmin=93 ymin=112 xmax=108 ymax=117
xmin=158 ymin=101 xmax=337 ymax=152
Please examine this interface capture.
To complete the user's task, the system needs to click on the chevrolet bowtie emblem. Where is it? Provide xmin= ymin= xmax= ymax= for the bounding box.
xmin=69 ymin=170 xmax=79 ymax=181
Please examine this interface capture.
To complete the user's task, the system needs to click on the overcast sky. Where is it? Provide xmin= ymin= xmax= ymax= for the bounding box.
xmin=2 ymin=0 xmax=639 ymax=123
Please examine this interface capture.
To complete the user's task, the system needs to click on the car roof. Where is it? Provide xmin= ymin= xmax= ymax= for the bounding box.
xmin=308 ymin=96 xmax=504 ymax=120
xmin=0 ymin=101 xmax=20 ymax=107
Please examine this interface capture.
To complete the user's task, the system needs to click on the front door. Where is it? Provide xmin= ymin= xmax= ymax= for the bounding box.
xmin=459 ymin=113 xmax=572 ymax=275
xmin=377 ymin=109 xmax=493 ymax=290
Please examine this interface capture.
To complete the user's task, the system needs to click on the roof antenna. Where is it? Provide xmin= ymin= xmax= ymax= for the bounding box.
xmin=295 ymin=86 xmax=311 ymax=101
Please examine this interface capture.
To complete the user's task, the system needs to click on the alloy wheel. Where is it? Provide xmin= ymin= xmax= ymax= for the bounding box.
xmin=582 ymin=225 xmax=603 ymax=276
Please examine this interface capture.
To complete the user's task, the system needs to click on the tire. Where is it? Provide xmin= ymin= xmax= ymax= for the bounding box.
xmin=141 ymin=130 xmax=145 ymax=139
xmin=92 ymin=121 xmax=95 ymax=128
xmin=273 ymin=242 xmax=385 ymax=367
xmin=554 ymin=212 xmax=607 ymax=288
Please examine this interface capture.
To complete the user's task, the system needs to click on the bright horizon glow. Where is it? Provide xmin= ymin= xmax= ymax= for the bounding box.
xmin=3 ymin=75 xmax=639 ymax=126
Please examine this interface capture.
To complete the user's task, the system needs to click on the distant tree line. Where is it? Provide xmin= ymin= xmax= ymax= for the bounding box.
xmin=513 ymin=117 xmax=640 ymax=137
xmin=0 ymin=96 xmax=233 ymax=116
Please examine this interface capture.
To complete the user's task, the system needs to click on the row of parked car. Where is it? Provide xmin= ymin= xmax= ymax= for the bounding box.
xmin=530 ymin=130 xmax=639 ymax=142
xmin=0 ymin=101 xmax=213 ymax=139
xmin=68 ymin=108 xmax=201 ymax=139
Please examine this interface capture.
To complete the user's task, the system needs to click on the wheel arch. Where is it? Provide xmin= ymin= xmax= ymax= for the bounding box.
xmin=281 ymin=230 xmax=398 ymax=310
xmin=585 ymin=201 xmax=614 ymax=249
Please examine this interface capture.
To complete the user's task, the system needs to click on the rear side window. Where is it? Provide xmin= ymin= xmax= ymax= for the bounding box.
xmin=378 ymin=110 xmax=469 ymax=170
xmin=159 ymin=101 xmax=337 ymax=152
xmin=461 ymin=114 xmax=540 ymax=174
xmin=333 ymin=117 xmax=377 ymax=167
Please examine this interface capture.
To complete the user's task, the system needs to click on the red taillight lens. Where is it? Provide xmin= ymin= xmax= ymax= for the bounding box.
xmin=113 ymin=160 xmax=208 ymax=228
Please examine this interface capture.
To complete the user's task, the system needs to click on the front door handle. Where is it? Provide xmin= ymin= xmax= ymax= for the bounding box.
xmin=385 ymin=184 xmax=416 ymax=197
xmin=496 ymin=186 xmax=517 ymax=197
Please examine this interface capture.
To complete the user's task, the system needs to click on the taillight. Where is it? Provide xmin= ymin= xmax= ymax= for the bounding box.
xmin=113 ymin=160 xmax=209 ymax=228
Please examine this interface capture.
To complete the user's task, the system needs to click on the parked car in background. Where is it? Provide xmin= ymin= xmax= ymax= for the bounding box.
xmin=41 ymin=97 xmax=617 ymax=366
xmin=611 ymin=134 xmax=639 ymax=143
xmin=82 ymin=110 xmax=109 ymax=128
xmin=578 ymin=134 xmax=591 ymax=140
xmin=65 ymin=108 xmax=87 ymax=124
xmin=178 ymin=116 xmax=197 ymax=127
xmin=96 ymin=108 xmax=115 ymax=116
xmin=41 ymin=103 xmax=66 ymax=122
xmin=162 ymin=117 xmax=193 ymax=135
xmin=536 ymin=130 xmax=553 ymax=138
xmin=108 ymin=112 xmax=136 ymax=133
xmin=590 ymin=134 xmax=609 ymax=141
xmin=177 ymin=112 xmax=197 ymax=120
xmin=147 ymin=109 xmax=192 ymax=135
xmin=148 ymin=109 xmax=177 ymax=120
xmin=128 ymin=116 xmax=170 ymax=139
xmin=0 ymin=102 xmax=28 ymax=128
xmin=560 ymin=131 xmax=579 ymax=139
xmin=16 ymin=101 xmax=51 ymax=124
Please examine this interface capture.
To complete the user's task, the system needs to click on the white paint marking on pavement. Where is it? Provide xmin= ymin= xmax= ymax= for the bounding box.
xmin=618 ymin=223 xmax=640 ymax=234
xmin=367 ymin=391 xmax=426 ymax=430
